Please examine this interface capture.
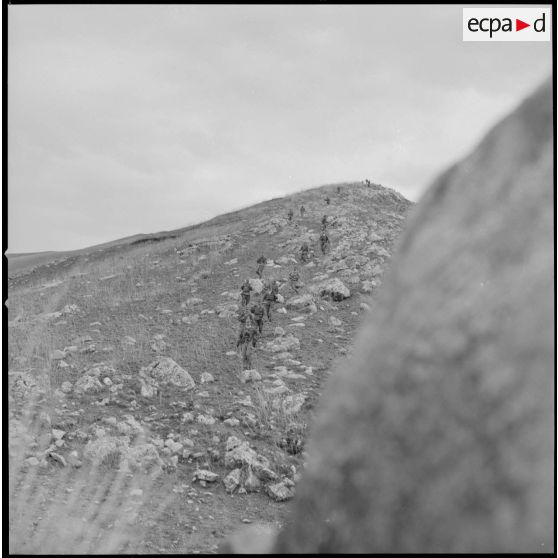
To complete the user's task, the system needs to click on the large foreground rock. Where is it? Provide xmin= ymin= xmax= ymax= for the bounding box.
xmin=273 ymin=80 xmax=553 ymax=552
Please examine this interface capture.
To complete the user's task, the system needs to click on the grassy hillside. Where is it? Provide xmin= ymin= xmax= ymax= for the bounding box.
xmin=8 ymin=181 xmax=413 ymax=553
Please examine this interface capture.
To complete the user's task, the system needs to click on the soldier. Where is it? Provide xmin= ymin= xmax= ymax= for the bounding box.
xmin=240 ymin=279 xmax=252 ymax=307
xmin=300 ymin=205 xmax=306 ymax=217
xmin=236 ymin=307 xmax=248 ymax=348
xmin=299 ymin=242 xmax=310 ymax=263
xmin=337 ymin=185 xmax=341 ymax=194
xmin=321 ymin=215 xmax=328 ymax=229
xmin=320 ymin=231 xmax=330 ymax=255
xmin=271 ymin=279 xmax=280 ymax=297
xmin=365 ymin=179 xmax=371 ymax=187
xmin=239 ymin=323 xmax=254 ymax=369
xmin=256 ymin=255 xmax=267 ymax=278
xmin=289 ymin=267 xmax=300 ymax=294
xmin=262 ymin=287 xmax=276 ymax=322
xmin=288 ymin=208 xmax=294 ymax=222
xmin=325 ymin=196 xmax=330 ymax=205
xmin=250 ymin=298 xmax=265 ymax=336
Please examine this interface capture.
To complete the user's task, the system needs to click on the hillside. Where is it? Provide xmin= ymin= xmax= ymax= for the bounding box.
xmin=8 ymin=181 xmax=413 ymax=553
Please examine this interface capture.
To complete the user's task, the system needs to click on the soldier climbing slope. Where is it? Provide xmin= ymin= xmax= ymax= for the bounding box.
xmin=262 ymin=286 xmax=277 ymax=322
xmin=240 ymin=279 xmax=253 ymax=307
xmin=365 ymin=178 xmax=371 ymax=187
xmin=250 ymin=297 xmax=265 ymax=336
xmin=287 ymin=208 xmax=294 ymax=222
xmin=321 ymin=215 xmax=328 ymax=230
xmin=337 ymin=185 xmax=341 ymax=194
xmin=320 ymin=231 xmax=330 ymax=255
xmin=289 ymin=266 xmax=301 ymax=294
xmin=256 ymin=255 xmax=267 ymax=278
xmin=325 ymin=196 xmax=330 ymax=205
xmin=300 ymin=205 xmax=306 ymax=217
xmin=239 ymin=317 xmax=254 ymax=370
xmin=299 ymin=242 xmax=310 ymax=263
xmin=235 ymin=307 xmax=248 ymax=348
xmin=270 ymin=279 xmax=280 ymax=298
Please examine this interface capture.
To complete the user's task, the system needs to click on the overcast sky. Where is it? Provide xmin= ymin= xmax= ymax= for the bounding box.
xmin=8 ymin=4 xmax=552 ymax=252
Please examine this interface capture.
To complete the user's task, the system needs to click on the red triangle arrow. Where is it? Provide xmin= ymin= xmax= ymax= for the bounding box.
xmin=516 ymin=19 xmax=530 ymax=31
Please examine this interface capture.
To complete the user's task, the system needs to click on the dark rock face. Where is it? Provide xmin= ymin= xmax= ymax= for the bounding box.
xmin=274 ymin=79 xmax=554 ymax=553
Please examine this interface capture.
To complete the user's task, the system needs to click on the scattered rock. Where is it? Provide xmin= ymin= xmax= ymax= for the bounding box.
xmin=50 ymin=350 xmax=66 ymax=361
xmin=224 ymin=437 xmax=278 ymax=482
xmin=328 ymin=316 xmax=343 ymax=327
xmin=240 ymin=369 xmax=262 ymax=383
xmin=266 ymin=481 xmax=295 ymax=502
xmin=200 ymin=372 xmax=215 ymax=384
xmin=196 ymin=414 xmax=216 ymax=425
xmin=312 ymin=278 xmax=351 ymax=301
xmin=265 ymin=335 xmax=300 ymax=353
xmin=286 ymin=294 xmax=314 ymax=310
xmin=140 ymin=357 xmax=195 ymax=390
xmin=224 ymin=468 xmax=242 ymax=493
xmin=193 ymin=469 xmax=219 ymax=483
xmin=74 ymin=374 xmax=103 ymax=394
xmin=60 ymin=381 xmax=73 ymax=394
xmin=281 ymin=393 xmax=307 ymax=415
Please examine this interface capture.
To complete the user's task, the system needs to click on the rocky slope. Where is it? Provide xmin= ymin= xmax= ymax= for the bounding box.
xmin=8 ymin=180 xmax=412 ymax=553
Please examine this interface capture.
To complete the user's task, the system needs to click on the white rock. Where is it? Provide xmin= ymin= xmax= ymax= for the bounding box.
xmin=75 ymin=375 xmax=103 ymax=394
xmin=286 ymin=294 xmax=314 ymax=310
xmin=328 ymin=316 xmax=343 ymax=327
xmin=60 ymin=381 xmax=73 ymax=394
xmin=196 ymin=414 xmax=216 ymax=425
xmin=282 ymin=393 xmax=307 ymax=415
xmin=266 ymin=481 xmax=295 ymax=502
xmin=223 ymin=468 xmax=242 ymax=493
xmin=140 ymin=357 xmax=195 ymax=390
xmin=193 ymin=469 xmax=219 ymax=483
xmin=200 ymin=372 xmax=215 ymax=384
xmin=240 ymin=369 xmax=262 ymax=383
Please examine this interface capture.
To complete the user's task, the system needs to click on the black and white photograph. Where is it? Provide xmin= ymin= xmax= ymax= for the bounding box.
xmin=6 ymin=3 xmax=555 ymax=554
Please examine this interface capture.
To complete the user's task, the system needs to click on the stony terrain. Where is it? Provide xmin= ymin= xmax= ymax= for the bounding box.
xmin=8 ymin=181 xmax=413 ymax=553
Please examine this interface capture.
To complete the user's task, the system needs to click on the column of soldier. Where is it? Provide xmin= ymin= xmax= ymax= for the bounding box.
xmin=234 ymin=196 xmax=333 ymax=371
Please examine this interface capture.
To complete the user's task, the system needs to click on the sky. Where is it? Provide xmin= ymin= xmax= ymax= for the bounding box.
xmin=8 ymin=4 xmax=552 ymax=252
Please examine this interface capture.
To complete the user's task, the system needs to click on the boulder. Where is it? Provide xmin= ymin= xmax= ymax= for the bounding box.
xmin=264 ymin=335 xmax=300 ymax=353
xmin=74 ymin=374 xmax=103 ymax=394
xmin=313 ymin=278 xmax=350 ymax=301
xmin=280 ymin=393 xmax=307 ymax=415
xmin=240 ymin=369 xmax=262 ymax=383
xmin=266 ymin=482 xmax=295 ymax=502
xmin=286 ymin=293 xmax=313 ymax=309
xmin=193 ymin=469 xmax=219 ymax=483
xmin=140 ymin=357 xmax=195 ymax=390
xmin=200 ymin=372 xmax=215 ymax=384
xmin=223 ymin=468 xmax=242 ymax=493
xmin=224 ymin=437 xmax=278 ymax=482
